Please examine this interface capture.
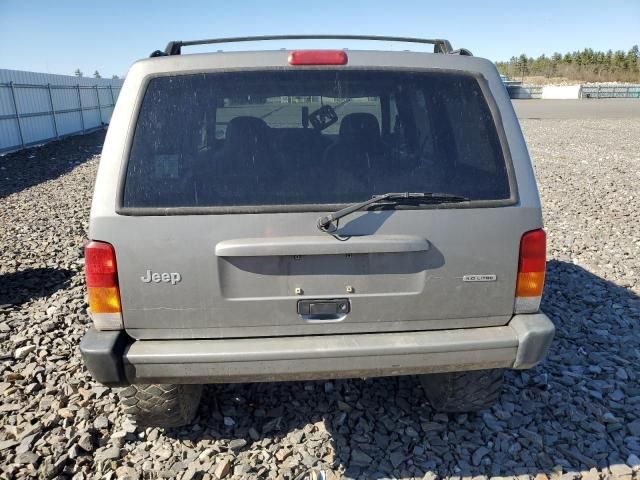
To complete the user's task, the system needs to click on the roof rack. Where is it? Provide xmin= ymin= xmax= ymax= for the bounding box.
xmin=150 ymin=35 xmax=467 ymax=57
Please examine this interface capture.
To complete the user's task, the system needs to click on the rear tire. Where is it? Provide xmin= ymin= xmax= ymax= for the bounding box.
xmin=119 ymin=384 xmax=203 ymax=427
xmin=419 ymin=369 xmax=504 ymax=412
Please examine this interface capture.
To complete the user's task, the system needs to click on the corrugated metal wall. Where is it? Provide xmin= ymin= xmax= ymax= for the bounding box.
xmin=0 ymin=69 xmax=124 ymax=154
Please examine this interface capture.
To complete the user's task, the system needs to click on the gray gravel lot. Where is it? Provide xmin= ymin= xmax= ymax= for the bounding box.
xmin=1 ymin=118 xmax=639 ymax=480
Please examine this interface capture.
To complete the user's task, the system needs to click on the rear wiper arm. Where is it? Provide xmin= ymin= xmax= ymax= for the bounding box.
xmin=317 ymin=192 xmax=469 ymax=233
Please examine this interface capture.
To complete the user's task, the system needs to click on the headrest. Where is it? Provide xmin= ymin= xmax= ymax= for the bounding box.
xmin=224 ymin=116 xmax=269 ymax=148
xmin=339 ymin=113 xmax=380 ymax=142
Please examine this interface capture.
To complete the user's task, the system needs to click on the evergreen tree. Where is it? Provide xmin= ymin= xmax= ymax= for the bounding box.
xmin=627 ymin=45 xmax=639 ymax=72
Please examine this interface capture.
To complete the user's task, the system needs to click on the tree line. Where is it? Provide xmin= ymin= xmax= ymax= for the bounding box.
xmin=496 ymin=46 xmax=640 ymax=83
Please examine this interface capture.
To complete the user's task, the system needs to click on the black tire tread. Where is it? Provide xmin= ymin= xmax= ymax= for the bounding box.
xmin=119 ymin=384 xmax=202 ymax=427
xmin=419 ymin=369 xmax=504 ymax=413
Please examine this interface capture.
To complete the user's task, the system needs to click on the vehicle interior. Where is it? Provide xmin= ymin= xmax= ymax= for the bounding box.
xmin=123 ymin=70 xmax=511 ymax=208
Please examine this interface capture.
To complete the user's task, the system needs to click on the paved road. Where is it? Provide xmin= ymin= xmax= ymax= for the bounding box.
xmin=513 ymin=98 xmax=640 ymax=119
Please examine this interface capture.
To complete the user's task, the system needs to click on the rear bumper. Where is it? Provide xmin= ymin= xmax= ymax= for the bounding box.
xmin=80 ymin=313 xmax=554 ymax=386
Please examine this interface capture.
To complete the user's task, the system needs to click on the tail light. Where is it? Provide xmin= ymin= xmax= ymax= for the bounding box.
xmin=515 ymin=229 xmax=546 ymax=314
xmin=85 ymin=241 xmax=123 ymax=330
xmin=288 ymin=50 xmax=348 ymax=65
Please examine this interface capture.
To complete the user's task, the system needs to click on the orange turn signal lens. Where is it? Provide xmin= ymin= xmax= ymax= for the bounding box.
xmin=87 ymin=286 xmax=122 ymax=313
xmin=515 ymin=271 xmax=545 ymax=297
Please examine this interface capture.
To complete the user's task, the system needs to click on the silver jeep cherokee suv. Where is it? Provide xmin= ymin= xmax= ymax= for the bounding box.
xmin=80 ymin=35 xmax=555 ymax=427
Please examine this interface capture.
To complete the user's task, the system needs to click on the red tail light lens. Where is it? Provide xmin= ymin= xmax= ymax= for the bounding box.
xmin=84 ymin=241 xmax=123 ymax=329
xmin=85 ymin=241 xmax=118 ymax=287
xmin=288 ymin=50 xmax=348 ymax=65
xmin=518 ymin=229 xmax=546 ymax=274
xmin=515 ymin=229 xmax=546 ymax=313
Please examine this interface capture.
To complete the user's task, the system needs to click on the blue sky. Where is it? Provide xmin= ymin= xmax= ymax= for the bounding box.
xmin=1 ymin=0 xmax=638 ymax=77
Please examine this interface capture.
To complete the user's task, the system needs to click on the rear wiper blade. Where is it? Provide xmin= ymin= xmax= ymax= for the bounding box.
xmin=317 ymin=192 xmax=469 ymax=232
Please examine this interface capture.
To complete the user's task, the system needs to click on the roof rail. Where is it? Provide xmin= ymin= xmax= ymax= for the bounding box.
xmin=150 ymin=35 xmax=460 ymax=57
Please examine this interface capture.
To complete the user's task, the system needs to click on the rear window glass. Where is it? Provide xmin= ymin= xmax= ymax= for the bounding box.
xmin=123 ymin=70 xmax=510 ymax=209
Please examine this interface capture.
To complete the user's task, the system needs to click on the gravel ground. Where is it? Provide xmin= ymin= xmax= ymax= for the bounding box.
xmin=1 ymin=120 xmax=639 ymax=480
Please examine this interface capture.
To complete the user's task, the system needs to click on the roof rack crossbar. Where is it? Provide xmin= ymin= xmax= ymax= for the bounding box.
xmin=160 ymin=35 xmax=455 ymax=56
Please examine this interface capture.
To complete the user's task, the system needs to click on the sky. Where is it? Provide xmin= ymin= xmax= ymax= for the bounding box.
xmin=1 ymin=0 xmax=638 ymax=78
